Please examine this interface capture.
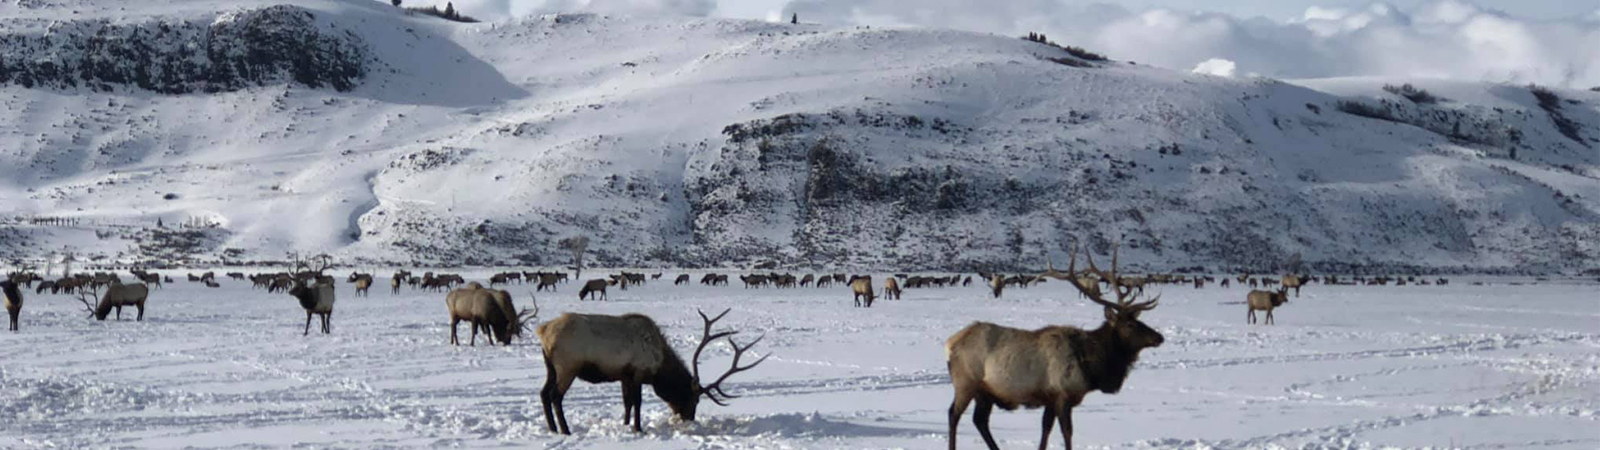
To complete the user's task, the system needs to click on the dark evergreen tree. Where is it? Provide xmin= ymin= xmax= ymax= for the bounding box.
xmin=791 ymin=13 xmax=798 ymax=24
xmin=391 ymin=0 xmax=401 ymax=6
xmin=445 ymin=2 xmax=455 ymax=19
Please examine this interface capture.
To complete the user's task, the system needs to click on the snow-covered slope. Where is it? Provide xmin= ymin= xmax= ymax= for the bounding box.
xmin=2 ymin=0 xmax=1597 ymax=272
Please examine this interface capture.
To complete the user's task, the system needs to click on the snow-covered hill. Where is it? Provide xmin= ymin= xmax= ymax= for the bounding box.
xmin=2 ymin=0 xmax=1597 ymax=272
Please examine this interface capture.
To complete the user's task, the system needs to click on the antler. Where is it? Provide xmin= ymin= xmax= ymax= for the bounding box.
xmin=1053 ymin=241 xmax=1159 ymax=314
xmin=73 ymin=285 xmax=100 ymax=318
xmin=517 ymin=292 xmax=540 ymax=329
xmin=690 ymin=308 xmax=769 ymax=406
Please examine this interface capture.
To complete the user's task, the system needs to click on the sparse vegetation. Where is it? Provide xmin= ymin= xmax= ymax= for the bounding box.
xmin=1383 ymin=83 xmax=1442 ymax=104
xmin=1529 ymin=84 xmax=1587 ymax=147
xmin=1336 ymin=100 xmax=1402 ymax=123
xmin=407 ymin=3 xmax=478 ymax=23
xmin=1021 ymin=32 xmax=1108 ymax=62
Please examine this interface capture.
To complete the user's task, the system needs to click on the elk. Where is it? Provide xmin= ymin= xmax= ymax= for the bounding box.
xmin=1246 ymin=288 xmax=1288 ymax=325
xmin=350 ymin=273 xmax=373 ymax=297
xmin=1280 ymin=275 xmax=1303 ymax=297
xmin=884 ymin=277 xmax=902 ymax=300
xmin=2 ymin=281 xmax=21 ymax=331
xmin=799 ymin=274 xmax=815 ymax=287
xmin=947 ymin=243 xmax=1164 ymax=450
xmin=816 ymin=276 xmax=832 ymax=288
xmin=988 ymin=274 xmax=1004 ymax=299
xmin=446 ymin=284 xmax=538 ymax=346
xmin=537 ymin=273 xmax=562 ymax=292
xmin=578 ymin=279 xmax=608 ymax=301
xmin=537 ymin=309 xmax=767 ymax=434
xmin=850 ymin=276 xmax=876 ymax=307
xmin=675 ymin=274 xmax=691 ymax=285
xmin=288 ymin=279 xmax=336 ymax=335
xmin=92 ymin=281 xmax=151 ymax=321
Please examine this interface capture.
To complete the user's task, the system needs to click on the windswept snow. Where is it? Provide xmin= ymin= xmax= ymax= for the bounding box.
xmin=0 ymin=276 xmax=1596 ymax=448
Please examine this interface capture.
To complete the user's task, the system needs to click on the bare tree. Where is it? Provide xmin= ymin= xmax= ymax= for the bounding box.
xmin=559 ymin=236 xmax=589 ymax=279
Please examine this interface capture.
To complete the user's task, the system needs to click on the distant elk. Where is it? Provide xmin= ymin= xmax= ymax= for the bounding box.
xmin=1280 ymin=275 xmax=1303 ymax=297
xmin=349 ymin=272 xmax=374 ymax=297
xmin=988 ymin=274 xmax=1004 ymax=299
xmin=286 ymin=256 xmax=336 ymax=335
xmin=1246 ymin=288 xmax=1288 ymax=325
xmin=849 ymin=276 xmax=876 ymax=307
xmin=947 ymin=243 xmax=1164 ymax=450
xmin=884 ymin=277 xmax=902 ymax=300
xmin=445 ymin=283 xmax=537 ymax=346
xmin=2 ymin=280 xmax=22 ymax=331
xmin=536 ymin=309 xmax=767 ymax=434
xmin=675 ymin=274 xmax=691 ymax=285
xmin=578 ymin=279 xmax=608 ymax=301
xmin=72 ymin=281 xmax=152 ymax=321
xmin=537 ymin=273 xmax=562 ymax=292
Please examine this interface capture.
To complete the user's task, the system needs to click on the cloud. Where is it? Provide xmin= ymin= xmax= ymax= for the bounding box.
xmin=1192 ymin=58 xmax=1238 ymax=77
xmin=781 ymin=0 xmax=1600 ymax=88
xmin=496 ymin=0 xmax=716 ymax=18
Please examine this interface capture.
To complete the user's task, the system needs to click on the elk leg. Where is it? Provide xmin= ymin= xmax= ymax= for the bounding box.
xmin=948 ymin=389 xmax=975 ymax=450
xmin=1267 ymin=310 xmax=1274 ymax=325
xmin=136 ymin=303 xmax=144 ymax=321
xmin=115 ymin=305 xmax=122 ymax=320
xmin=450 ymin=318 xmax=459 ymax=345
xmin=304 ymin=311 xmax=313 ymax=336
xmin=1038 ymin=405 xmax=1055 ymax=450
xmin=621 ymin=380 xmax=642 ymax=431
xmin=540 ymin=357 xmax=559 ymax=432
xmin=323 ymin=313 xmax=332 ymax=333
xmin=1057 ymin=407 xmax=1073 ymax=449
xmin=469 ymin=319 xmax=479 ymax=346
xmin=554 ymin=371 xmax=577 ymax=435
xmin=972 ymin=396 xmax=1000 ymax=450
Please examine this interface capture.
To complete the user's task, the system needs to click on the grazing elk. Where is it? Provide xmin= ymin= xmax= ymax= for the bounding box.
xmin=537 ymin=309 xmax=767 ymax=434
xmin=537 ymin=273 xmax=562 ymax=292
xmin=288 ymin=279 xmax=337 ymax=335
xmin=2 ymin=281 xmax=21 ymax=331
xmin=93 ymin=281 xmax=151 ymax=321
xmin=884 ymin=277 xmax=902 ymax=300
xmin=850 ymin=276 xmax=876 ymax=307
xmin=578 ymin=279 xmax=608 ymax=301
xmin=675 ymin=274 xmax=691 ymax=285
xmin=988 ymin=274 xmax=1004 ymax=299
xmin=948 ymin=243 xmax=1163 ymax=450
xmin=1246 ymin=288 xmax=1288 ymax=325
xmin=446 ymin=284 xmax=537 ymax=346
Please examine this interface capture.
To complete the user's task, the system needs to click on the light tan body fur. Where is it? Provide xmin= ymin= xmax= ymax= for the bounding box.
xmin=95 ymin=282 xmax=150 ymax=321
xmin=1246 ymin=289 xmax=1287 ymax=325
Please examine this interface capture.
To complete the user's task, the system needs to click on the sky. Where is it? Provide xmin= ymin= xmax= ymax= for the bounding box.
xmin=438 ymin=0 xmax=1600 ymax=88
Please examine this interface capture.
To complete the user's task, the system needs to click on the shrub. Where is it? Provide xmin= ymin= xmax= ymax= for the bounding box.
xmin=1336 ymin=100 xmax=1402 ymax=123
xmin=1382 ymin=83 xmax=1441 ymax=104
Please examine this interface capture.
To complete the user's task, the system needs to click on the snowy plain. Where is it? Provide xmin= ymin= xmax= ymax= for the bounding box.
xmin=1 ymin=274 xmax=1596 ymax=449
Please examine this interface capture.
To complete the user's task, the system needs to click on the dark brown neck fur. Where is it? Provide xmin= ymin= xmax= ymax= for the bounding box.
xmin=1080 ymin=323 xmax=1143 ymax=394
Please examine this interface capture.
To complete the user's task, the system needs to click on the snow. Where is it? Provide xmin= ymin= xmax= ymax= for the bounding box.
xmin=2 ymin=275 xmax=1596 ymax=448
xmin=0 ymin=1 xmax=1596 ymax=271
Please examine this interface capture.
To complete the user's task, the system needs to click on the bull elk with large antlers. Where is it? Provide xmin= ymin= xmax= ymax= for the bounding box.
xmin=945 ymin=242 xmax=1164 ymax=450
xmin=536 ymin=308 xmax=768 ymax=434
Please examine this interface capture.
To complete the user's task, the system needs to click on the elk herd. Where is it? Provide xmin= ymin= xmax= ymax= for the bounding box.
xmin=1 ymin=252 xmax=1473 ymax=449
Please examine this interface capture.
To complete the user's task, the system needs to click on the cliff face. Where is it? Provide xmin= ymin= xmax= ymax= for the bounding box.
xmin=0 ymin=5 xmax=369 ymax=93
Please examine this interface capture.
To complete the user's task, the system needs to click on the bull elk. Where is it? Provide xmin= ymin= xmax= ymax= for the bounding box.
xmin=288 ymin=279 xmax=337 ymax=335
xmin=1246 ymin=288 xmax=1288 ymax=325
xmin=2 ymin=281 xmax=21 ymax=331
xmin=446 ymin=284 xmax=538 ymax=346
xmin=536 ymin=309 xmax=767 ymax=434
xmin=85 ymin=281 xmax=151 ymax=321
xmin=947 ymin=243 xmax=1164 ymax=450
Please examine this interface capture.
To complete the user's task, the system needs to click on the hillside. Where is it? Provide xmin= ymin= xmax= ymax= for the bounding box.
xmin=1 ymin=0 xmax=1598 ymax=273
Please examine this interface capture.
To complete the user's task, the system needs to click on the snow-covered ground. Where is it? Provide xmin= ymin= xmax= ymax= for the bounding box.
xmin=2 ymin=274 xmax=1596 ymax=449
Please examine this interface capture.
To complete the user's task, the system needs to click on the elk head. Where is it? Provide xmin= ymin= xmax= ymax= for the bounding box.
xmin=669 ymin=308 xmax=769 ymax=421
xmin=1040 ymin=242 xmax=1164 ymax=351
